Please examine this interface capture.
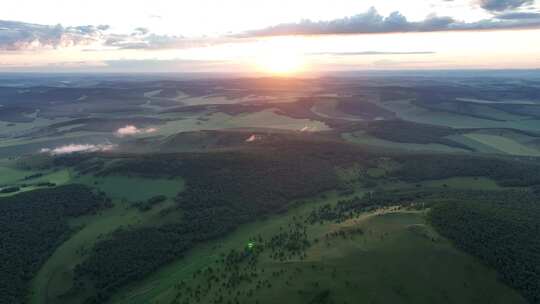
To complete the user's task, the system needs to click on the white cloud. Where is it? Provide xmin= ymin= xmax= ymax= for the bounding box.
xmin=40 ymin=143 xmax=116 ymax=155
xmin=242 ymin=6 xmax=540 ymax=37
xmin=245 ymin=134 xmax=261 ymax=142
xmin=115 ymin=125 xmax=158 ymax=137
xmin=0 ymin=20 xmax=108 ymax=51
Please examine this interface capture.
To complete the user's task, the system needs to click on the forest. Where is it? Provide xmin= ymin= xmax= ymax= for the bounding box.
xmin=393 ymin=154 xmax=540 ymax=187
xmin=364 ymin=120 xmax=471 ymax=150
xmin=307 ymin=186 xmax=540 ymax=303
xmin=73 ymin=147 xmax=341 ymax=302
xmin=430 ymin=192 xmax=540 ymax=304
xmin=17 ymin=131 xmax=540 ymax=303
xmin=0 ymin=185 xmax=111 ymax=304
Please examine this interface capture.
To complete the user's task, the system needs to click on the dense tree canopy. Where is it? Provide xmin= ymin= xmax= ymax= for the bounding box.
xmin=74 ymin=148 xmax=341 ymax=302
xmin=430 ymin=192 xmax=540 ymax=304
xmin=0 ymin=185 xmax=111 ymax=304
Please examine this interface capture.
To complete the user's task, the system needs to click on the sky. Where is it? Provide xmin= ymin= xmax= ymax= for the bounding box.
xmin=0 ymin=0 xmax=539 ymax=74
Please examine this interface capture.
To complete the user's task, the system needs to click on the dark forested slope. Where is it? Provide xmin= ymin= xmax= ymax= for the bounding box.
xmin=430 ymin=191 xmax=540 ymax=303
xmin=0 ymin=185 xmax=111 ymax=304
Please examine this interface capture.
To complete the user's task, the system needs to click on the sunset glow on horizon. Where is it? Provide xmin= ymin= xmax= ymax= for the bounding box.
xmin=0 ymin=0 xmax=539 ymax=73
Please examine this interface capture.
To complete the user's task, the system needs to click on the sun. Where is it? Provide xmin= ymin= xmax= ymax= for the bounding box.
xmin=253 ymin=50 xmax=306 ymax=76
xmin=247 ymin=37 xmax=309 ymax=76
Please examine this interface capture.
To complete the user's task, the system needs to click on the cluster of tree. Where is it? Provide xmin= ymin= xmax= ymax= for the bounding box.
xmin=429 ymin=190 xmax=540 ymax=304
xmin=0 ymin=185 xmax=111 ymax=304
xmin=364 ymin=120 xmax=472 ymax=150
xmin=79 ymin=210 xmax=317 ymax=304
xmin=166 ymin=98 xmax=328 ymax=125
xmin=32 ymin=181 xmax=56 ymax=187
xmin=50 ymin=154 xmax=105 ymax=176
xmin=52 ymin=133 xmax=540 ymax=302
xmin=324 ymin=227 xmax=364 ymax=241
xmin=412 ymin=98 xmax=506 ymax=122
xmin=168 ymin=214 xmax=329 ymax=304
xmin=0 ymin=186 xmax=20 ymax=193
xmin=336 ymin=97 xmax=396 ymax=120
xmin=392 ymin=154 xmax=540 ymax=187
xmin=308 ymin=290 xmax=332 ymax=304
xmin=74 ymin=225 xmax=196 ymax=302
xmin=18 ymin=181 xmax=56 ymax=189
xmin=133 ymin=195 xmax=167 ymax=212
xmin=307 ymin=190 xmax=425 ymax=225
xmin=0 ymin=182 xmax=57 ymax=195
xmin=308 ymin=186 xmax=540 ymax=304
xmin=266 ymin=218 xmax=310 ymax=262
xmin=74 ymin=148 xmax=341 ymax=302
xmin=20 ymin=172 xmax=44 ymax=181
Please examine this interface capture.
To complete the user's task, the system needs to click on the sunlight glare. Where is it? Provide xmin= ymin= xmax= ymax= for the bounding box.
xmin=254 ymin=51 xmax=306 ymax=75
xmin=251 ymin=38 xmax=307 ymax=75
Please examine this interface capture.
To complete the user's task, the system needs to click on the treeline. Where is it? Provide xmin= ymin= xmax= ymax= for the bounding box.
xmin=74 ymin=147 xmax=342 ymax=302
xmin=53 ymin=134 xmax=540 ymax=302
xmin=133 ymin=195 xmax=167 ymax=211
xmin=336 ymin=97 xmax=396 ymax=120
xmin=365 ymin=120 xmax=472 ymax=151
xmin=413 ymin=98 xmax=507 ymax=122
xmin=430 ymin=191 xmax=540 ymax=304
xmin=393 ymin=154 xmax=540 ymax=187
xmin=310 ymin=186 xmax=540 ymax=303
xmin=0 ymin=185 xmax=111 ymax=304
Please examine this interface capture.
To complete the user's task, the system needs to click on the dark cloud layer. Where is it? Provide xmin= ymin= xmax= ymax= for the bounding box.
xmin=242 ymin=7 xmax=540 ymax=37
xmin=478 ymin=0 xmax=534 ymax=11
xmin=495 ymin=11 xmax=540 ymax=19
xmin=0 ymin=20 xmax=108 ymax=50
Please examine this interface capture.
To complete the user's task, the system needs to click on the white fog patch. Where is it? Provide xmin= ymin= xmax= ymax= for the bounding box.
xmin=300 ymin=125 xmax=318 ymax=132
xmin=40 ymin=143 xmax=116 ymax=155
xmin=245 ymin=134 xmax=261 ymax=142
xmin=115 ymin=125 xmax=158 ymax=137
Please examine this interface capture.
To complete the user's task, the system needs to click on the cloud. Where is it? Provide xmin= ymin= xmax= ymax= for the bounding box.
xmin=308 ymin=51 xmax=436 ymax=56
xmin=495 ymin=11 xmax=540 ymax=19
xmin=103 ymin=33 xmax=243 ymax=50
xmin=40 ymin=143 xmax=115 ymax=155
xmin=132 ymin=27 xmax=150 ymax=36
xmin=245 ymin=134 xmax=260 ymax=142
xmin=242 ymin=7 xmax=540 ymax=37
xmin=300 ymin=125 xmax=319 ymax=132
xmin=0 ymin=58 xmax=242 ymax=73
xmin=115 ymin=125 xmax=158 ymax=137
xmin=477 ymin=0 xmax=534 ymax=11
xmin=0 ymin=20 xmax=247 ymax=52
xmin=0 ymin=20 xmax=108 ymax=51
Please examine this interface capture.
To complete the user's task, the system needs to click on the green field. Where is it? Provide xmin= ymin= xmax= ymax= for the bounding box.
xmin=154 ymin=110 xmax=329 ymax=137
xmin=28 ymin=174 xmax=185 ymax=304
xmin=3 ymin=76 xmax=540 ymax=304
xmin=311 ymin=99 xmax=362 ymax=121
xmin=0 ymin=163 xmax=30 ymax=184
xmin=0 ymin=163 xmax=72 ymax=197
xmin=376 ymin=99 xmax=540 ymax=131
xmin=462 ymin=133 xmax=540 ymax=156
xmin=29 ymin=198 xmax=181 ymax=304
xmin=417 ymin=177 xmax=503 ymax=190
xmin=342 ymin=131 xmax=466 ymax=153
xmin=107 ymin=189 xmax=525 ymax=304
